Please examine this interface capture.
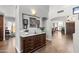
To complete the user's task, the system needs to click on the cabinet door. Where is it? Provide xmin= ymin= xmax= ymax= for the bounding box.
xmin=34 ymin=35 xmax=38 ymax=48
xmin=40 ymin=34 xmax=46 ymax=45
xmin=23 ymin=36 xmax=34 ymax=52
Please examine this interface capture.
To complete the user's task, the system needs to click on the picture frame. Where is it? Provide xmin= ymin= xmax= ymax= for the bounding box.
xmin=29 ymin=17 xmax=40 ymax=28
xmin=22 ymin=13 xmax=28 ymax=29
xmin=30 ymin=17 xmax=37 ymax=27
xmin=36 ymin=20 xmax=40 ymax=28
xmin=23 ymin=19 xmax=28 ymax=25
xmin=23 ymin=19 xmax=28 ymax=29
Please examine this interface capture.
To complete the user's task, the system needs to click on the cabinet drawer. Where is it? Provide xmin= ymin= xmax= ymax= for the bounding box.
xmin=24 ymin=43 xmax=34 ymax=47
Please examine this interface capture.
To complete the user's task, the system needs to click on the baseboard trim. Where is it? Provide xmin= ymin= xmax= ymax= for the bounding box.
xmin=46 ymin=38 xmax=52 ymax=41
xmin=15 ymin=47 xmax=21 ymax=53
xmin=15 ymin=48 xmax=18 ymax=53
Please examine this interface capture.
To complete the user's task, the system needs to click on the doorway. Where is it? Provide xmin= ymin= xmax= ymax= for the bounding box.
xmin=5 ymin=17 xmax=16 ymax=39
xmin=0 ymin=16 xmax=16 ymax=53
xmin=52 ymin=21 xmax=64 ymax=35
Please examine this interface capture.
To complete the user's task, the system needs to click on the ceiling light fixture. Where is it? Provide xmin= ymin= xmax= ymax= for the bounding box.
xmin=31 ymin=9 xmax=36 ymax=15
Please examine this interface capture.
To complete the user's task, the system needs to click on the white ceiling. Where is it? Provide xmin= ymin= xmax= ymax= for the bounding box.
xmin=19 ymin=5 xmax=49 ymax=17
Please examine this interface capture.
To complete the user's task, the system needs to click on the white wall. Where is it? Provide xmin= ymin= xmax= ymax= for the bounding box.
xmin=20 ymin=5 xmax=49 ymax=17
xmin=0 ymin=5 xmax=16 ymax=17
xmin=19 ymin=5 xmax=49 ymax=30
xmin=49 ymin=5 xmax=77 ymax=19
xmin=19 ymin=5 xmax=49 ymax=35
xmin=73 ymin=14 xmax=79 ymax=52
xmin=15 ymin=6 xmax=21 ymax=52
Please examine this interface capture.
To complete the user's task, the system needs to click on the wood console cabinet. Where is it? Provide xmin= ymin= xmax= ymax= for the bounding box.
xmin=21 ymin=33 xmax=46 ymax=53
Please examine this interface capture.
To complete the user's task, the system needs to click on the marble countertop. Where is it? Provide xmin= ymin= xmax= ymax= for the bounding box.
xmin=20 ymin=32 xmax=46 ymax=37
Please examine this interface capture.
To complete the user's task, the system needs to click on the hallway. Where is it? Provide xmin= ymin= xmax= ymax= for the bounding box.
xmin=35 ymin=31 xmax=73 ymax=53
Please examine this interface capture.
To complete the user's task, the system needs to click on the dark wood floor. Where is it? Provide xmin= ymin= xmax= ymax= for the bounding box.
xmin=0 ymin=37 xmax=16 ymax=53
xmin=34 ymin=31 xmax=73 ymax=53
xmin=0 ymin=31 xmax=73 ymax=53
